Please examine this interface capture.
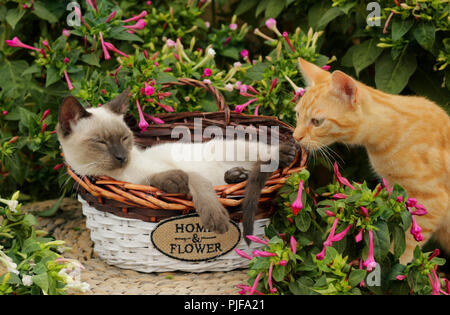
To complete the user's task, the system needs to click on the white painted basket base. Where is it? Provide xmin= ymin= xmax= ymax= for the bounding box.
xmin=79 ymin=196 xmax=269 ymax=273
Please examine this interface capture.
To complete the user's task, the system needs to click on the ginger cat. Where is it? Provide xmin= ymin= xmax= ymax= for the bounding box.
xmin=293 ymin=58 xmax=450 ymax=263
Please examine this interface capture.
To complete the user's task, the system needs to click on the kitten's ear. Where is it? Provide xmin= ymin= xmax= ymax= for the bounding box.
xmin=330 ymin=71 xmax=358 ymax=106
xmin=297 ymin=57 xmax=330 ymax=86
xmin=58 ymin=96 xmax=91 ymax=136
xmin=103 ymin=87 xmax=131 ymax=115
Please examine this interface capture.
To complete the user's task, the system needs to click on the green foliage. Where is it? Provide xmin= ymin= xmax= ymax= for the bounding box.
xmin=0 ymin=191 xmax=89 ymax=295
xmin=239 ymin=169 xmax=447 ymax=295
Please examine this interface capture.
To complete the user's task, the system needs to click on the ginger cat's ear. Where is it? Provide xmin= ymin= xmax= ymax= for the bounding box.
xmin=330 ymin=71 xmax=358 ymax=106
xmin=297 ymin=57 xmax=330 ymax=86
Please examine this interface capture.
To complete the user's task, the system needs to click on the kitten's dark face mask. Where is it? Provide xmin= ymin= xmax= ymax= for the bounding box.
xmin=56 ymin=88 xmax=135 ymax=175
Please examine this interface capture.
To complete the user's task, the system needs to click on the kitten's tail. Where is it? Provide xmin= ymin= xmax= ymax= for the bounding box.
xmin=187 ymin=171 xmax=230 ymax=234
xmin=241 ymin=162 xmax=272 ymax=245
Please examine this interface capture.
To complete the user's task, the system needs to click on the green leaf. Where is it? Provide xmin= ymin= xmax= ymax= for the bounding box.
xmin=45 ymin=64 xmax=61 ymax=87
xmin=22 ymin=213 xmax=37 ymax=227
xmin=81 ymin=53 xmax=100 ymax=67
xmin=352 ymin=39 xmax=383 ymax=76
xmin=265 ymin=0 xmax=284 ymax=19
xmin=6 ymin=8 xmax=25 ymax=29
xmin=245 ymin=62 xmax=268 ymax=81
xmin=255 ymin=0 xmax=269 ymax=17
xmin=109 ymin=27 xmax=143 ymax=42
xmin=294 ymin=211 xmax=311 ymax=232
xmin=289 ymin=278 xmax=315 ymax=295
xmin=375 ymin=49 xmax=417 ymax=94
xmin=391 ymin=18 xmax=414 ymax=41
xmin=412 ymin=22 xmax=435 ymax=52
xmin=370 ymin=221 xmax=391 ymax=261
xmin=235 ymin=0 xmax=258 ymax=16
xmin=392 ymin=226 xmax=406 ymax=259
xmin=348 ymin=269 xmax=366 ymax=287
xmin=308 ymin=1 xmax=330 ymax=30
xmin=316 ymin=7 xmax=344 ymax=30
xmin=198 ymin=94 xmax=217 ymax=112
xmin=32 ymin=1 xmax=58 ymax=23
xmin=272 ymin=265 xmax=286 ymax=282
xmin=32 ymin=273 xmax=49 ymax=294
xmin=36 ymin=195 xmax=64 ymax=217
xmin=408 ymin=66 xmax=450 ymax=107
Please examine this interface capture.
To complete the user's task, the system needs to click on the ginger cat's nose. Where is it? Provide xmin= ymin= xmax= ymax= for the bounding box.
xmin=293 ymin=129 xmax=304 ymax=142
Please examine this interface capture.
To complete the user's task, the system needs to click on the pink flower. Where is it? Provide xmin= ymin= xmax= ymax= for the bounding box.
xmin=382 ymin=178 xmax=393 ymax=197
xmin=136 ymin=99 xmax=149 ymax=133
xmin=40 ymin=109 xmax=50 ymax=123
xmin=395 ymin=275 xmax=407 ymax=281
xmin=278 ymin=260 xmax=287 ymax=266
xmin=332 ymin=193 xmax=347 ymax=199
xmin=268 ymin=262 xmax=277 ymax=293
xmin=225 ymin=83 xmax=234 ymax=92
xmin=235 ymin=98 xmax=258 ymax=113
xmin=291 ymin=180 xmax=303 ymax=216
xmin=146 ymin=1 xmax=152 ymax=6
xmin=252 ymin=250 xmax=277 ymax=258
xmin=363 ymin=229 xmax=377 ymax=271
xmin=330 ymin=224 xmax=352 ymax=242
xmin=204 ymin=21 xmax=210 ymax=28
xmin=234 ymin=249 xmax=252 ymax=260
xmin=322 ymin=65 xmax=331 ymax=71
xmin=269 ymin=77 xmax=277 ymax=94
xmin=123 ymin=19 xmax=146 ymax=30
xmin=428 ymin=268 xmax=441 ymax=295
xmin=290 ymin=235 xmax=297 ymax=255
xmin=428 ymin=249 xmax=440 ymax=261
xmin=265 ymin=18 xmax=277 ymax=30
xmin=333 ymin=162 xmax=355 ymax=190
xmin=411 ymin=204 xmax=427 ymax=216
xmin=143 ymin=113 xmax=165 ymax=124
xmin=122 ymin=10 xmax=147 ymax=23
xmin=64 ymin=57 xmax=70 ymax=64
xmin=42 ymin=40 xmax=50 ymax=51
xmin=240 ymin=49 xmax=249 ymax=59
xmin=229 ymin=23 xmax=238 ymax=30
xmin=74 ymin=5 xmax=85 ymax=25
xmin=203 ymin=79 xmax=212 ymax=84
xmin=203 ymin=68 xmax=212 ymax=77
xmin=396 ymin=196 xmax=404 ymax=203
xmin=410 ymin=214 xmax=423 ymax=242
xmin=355 ymin=228 xmax=363 ymax=243
xmin=64 ymin=71 xmax=73 ymax=91
xmin=325 ymin=210 xmax=336 ymax=217
xmin=373 ymin=184 xmax=383 ymax=198
xmin=154 ymin=101 xmax=174 ymax=112
xmin=254 ymin=105 xmax=260 ymax=116
xmin=53 ymin=163 xmax=64 ymax=171
xmin=40 ymin=123 xmax=47 ymax=134
xmin=6 ymin=37 xmax=40 ymax=52
xmin=99 ymin=32 xmax=111 ymax=60
xmin=86 ymin=0 xmax=98 ymax=13
xmin=360 ymin=206 xmax=369 ymax=217
xmin=245 ymin=235 xmax=268 ymax=245
xmin=316 ymin=217 xmax=340 ymax=260
xmin=104 ymin=42 xmax=129 ymax=58
xmin=249 ymin=272 xmax=263 ymax=295
xmin=144 ymin=82 xmax=154 ymax=97
xmin=62 ymin=29 xmax=71 ymax=38
xmin=247 ymin=85 xmax=259 ymax=95
xmin=165 ymin=39 xmax=176 ymax=48
xmin=2 ymin=111 xmax=8 ymax=116
xmin=282 ymin=32 xmax=295 ymax=53
xmin=290 ymin=88 xmax=305 ymax=103
xmin=105 ymin=10 xmax=117 ymax=23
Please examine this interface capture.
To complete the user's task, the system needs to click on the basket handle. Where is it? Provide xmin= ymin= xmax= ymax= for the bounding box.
xmin=162 ymin=78 xmax=231 ymax=124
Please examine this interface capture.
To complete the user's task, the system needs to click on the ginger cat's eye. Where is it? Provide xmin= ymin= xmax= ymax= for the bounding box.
xmin=311 ymin=118 xmax=324 ymax=127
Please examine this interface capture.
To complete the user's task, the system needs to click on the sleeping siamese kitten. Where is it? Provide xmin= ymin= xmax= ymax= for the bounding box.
xmin=293 ymin=58 xmax=450 ymax=263
xmin=57 ymin=89 xmax=296 ymax=240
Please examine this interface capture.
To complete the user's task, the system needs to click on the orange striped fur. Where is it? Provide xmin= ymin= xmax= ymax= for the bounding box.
xmin=294 ymin=58 xmax=450 ymax=263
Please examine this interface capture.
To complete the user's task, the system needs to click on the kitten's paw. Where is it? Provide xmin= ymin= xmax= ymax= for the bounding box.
xmin=224 ymin=167 xmax=250 ymax=184
xmin=199 ymin=202 xmax=230 ymax=234
xmin=278 ymin=142 xmax=298 ymax=168
xmin=149 ymin=170 xmax=190 ymax=194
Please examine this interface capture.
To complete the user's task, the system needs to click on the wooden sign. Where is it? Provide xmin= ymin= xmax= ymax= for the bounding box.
xmin=150 ymin=214 xmax=241 ymax=262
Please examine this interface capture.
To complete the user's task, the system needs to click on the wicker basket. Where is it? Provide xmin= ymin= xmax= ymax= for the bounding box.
xmin=68 ymin=78 xmax=307 ymax=273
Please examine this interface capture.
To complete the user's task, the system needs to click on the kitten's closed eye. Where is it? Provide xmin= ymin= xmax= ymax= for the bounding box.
xmin=93 ymin=139 xmax=107 ymax=145
xmin=122 ymin=135 xmax=129 ymax=142
xmin=311 ymin=118 xmax=324 ymax=127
